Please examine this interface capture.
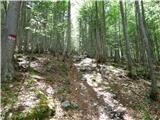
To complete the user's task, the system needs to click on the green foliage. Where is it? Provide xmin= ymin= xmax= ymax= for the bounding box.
xmin=135 ymin=103 xmax=152 ymax=120
xmin=55 ymin=86 xmax=66 ymax=94
xmin=34 ymin=89 xmax=48 ymax=99
xmin=29 ymin=68 xmax=40 ymax=75
xmin=107 ymin=1 xmax=119 ymax=24
xmin=132 ymin=66 xmax=146 ymax=78
xmin=19 ymin=1 xmax=72 ymax=54
xmin=60 ymin=63 xmax=69 ymax=75
xmin=8 ymin=99 xmax=55 ymax=120
xmin=27 ymin=79 xmax=37 ymax=86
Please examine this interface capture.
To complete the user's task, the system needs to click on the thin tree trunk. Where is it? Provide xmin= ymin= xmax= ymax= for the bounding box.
xmin=95 ymin=1 xmax=101 ymax=62
xmin=63 ymin=1 xmax=71 ymax=60
xmin=101 ymin=0 xmax=107 ymax=61
xmin=135 ymin=4 xmax=140 ymax=63
xmin=135 ymin=0 xmax=157 ymax=100
xmin=114 ymin=18 xmax=119 ymax=62
xmin=119 ymin=0 xmax=132 ymax=75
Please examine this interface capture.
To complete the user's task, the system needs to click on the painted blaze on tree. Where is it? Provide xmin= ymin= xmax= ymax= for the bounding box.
xmin=8 ymin=34 xmax=17 ymax=41
xmin=2 ymin=1 xmax=20 ymax=81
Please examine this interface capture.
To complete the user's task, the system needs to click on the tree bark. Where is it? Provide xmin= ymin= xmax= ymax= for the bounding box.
xmin=2 ymin=1 xmax=21 ymax=81
xmin=63 ymin=1 xmax=71 ymax=60
xmin=119 ymin=0 xmax=132 ymax=74
xmin=135 ymin=0 xmax=157 ymax=100
xmin=114 ymin=18 xmax=119 ymax=62
xmin=95 ymin=1 xmax=106 ymax=63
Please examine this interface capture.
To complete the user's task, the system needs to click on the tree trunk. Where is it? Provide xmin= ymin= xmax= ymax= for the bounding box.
xmin=63 ymin=1 xmax=71 ymax=60
xmin=118 ymin=15 xmax=124 ymax=60
xmin=114 ymin=18 xmax=119 ymax=62
xmin=135 ymin=0 xmax=157 ymax=100
xmin=95 ymin=1 xmax=106 ymax=63
xmin=2 ymin=1 xmax=21 ymax=81
xmin=101 ymin=1 xmax=107 ymax=61
xmin=119 ymin=0 xmax=132 ymax=75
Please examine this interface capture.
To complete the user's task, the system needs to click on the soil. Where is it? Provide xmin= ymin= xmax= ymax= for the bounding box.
xmin=1 ymin=54 xmax=160 ymax=120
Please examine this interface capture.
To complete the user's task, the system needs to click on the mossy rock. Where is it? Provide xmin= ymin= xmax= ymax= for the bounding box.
xmin=5 ymin=99 xmax=55 ymax=120
xmin=61 ymin=100 xmax=79 ymax=110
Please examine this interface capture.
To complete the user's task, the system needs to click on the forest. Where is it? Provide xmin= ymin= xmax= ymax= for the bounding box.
xmin=1 ymin=0 xmax=160 ymax=120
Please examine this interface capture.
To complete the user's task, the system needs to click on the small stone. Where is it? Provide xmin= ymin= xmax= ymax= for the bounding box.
xmin=61 ymin=100 xmax=71 ymax=109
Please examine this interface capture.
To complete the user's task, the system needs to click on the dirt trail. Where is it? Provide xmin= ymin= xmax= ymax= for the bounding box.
xmin=2 ymin=55 xmax=159 ymax=120
xmin=68 ymin=65 xmax=99 ymax=120
xmin=68 ymin=57 xmax=134 ymax=120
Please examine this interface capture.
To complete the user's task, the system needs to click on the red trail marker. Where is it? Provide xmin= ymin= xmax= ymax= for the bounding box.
xmin=8 ymin=34 xmax=16 ymax=41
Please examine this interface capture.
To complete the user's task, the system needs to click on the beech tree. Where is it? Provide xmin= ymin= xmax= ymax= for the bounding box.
xmin=2 ymin=1 xmax=21 ymax=81
xmin=78 ymin=1 xmax=107 ymax=63
xmin=119 ymin=0 xmax=132 ymax=75
xmin=63 ymin=0 xmax=71 ymax=60
xmin=135 ymin=0 xmax=157 ymax=100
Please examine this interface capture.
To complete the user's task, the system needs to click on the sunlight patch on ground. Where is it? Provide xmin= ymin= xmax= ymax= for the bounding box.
xmin=16 ymin=55 xmax=30 ymax=69
xmin=75 ymin=58 xmax=97 ymax=71
xmin=98 ymin=106 xmax=110 ymax=120
xmin=75 ymin=57 xmax=134 ymax=120
xmin=83 ymin=74 xmax=133 ymax=120
xmin=50 ymin=99 xmax=64 ymax=119
xmin=76 ymin=58 xmax=94 ymax=67
xmin=82 ymin=73 xmax=102 ymax=87
xmin=100 ymin=64 xmax=127 ymax=78
xmin=17 ymin=90 xmax=39 ymax=108
xmin=1 ymin=74 xmax=56 ymax=119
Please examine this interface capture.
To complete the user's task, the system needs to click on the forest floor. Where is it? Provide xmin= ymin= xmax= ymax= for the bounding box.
xmin=1 ymin=54 xmax=160 ymax=120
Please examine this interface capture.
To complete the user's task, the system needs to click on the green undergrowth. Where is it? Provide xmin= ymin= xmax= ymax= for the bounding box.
xmin=110 ymin=62 xmax=126 ymax=69
xmin=29 ymin=68 xmax=40 ymax=76
xmin=134 ymin=95 xmax=160 ymax=120
xmin=44 ymin=60 xmax=69 ymax=81
xmin=55 ymin=79 xmax=71 ymax=95
xmin=4 ymin=98 xmax=55 ymax=120
xmin=45 ymin=75 xmax=56 ymax=83
xmin=110 ymin=62 xmax=150 ymax=79
xmin=2 ymin=56 xmax=72 ymax=120
xmin=55 ymin=86 xmax=66 ymax=94
xmin=1 ymin=80 xmax=21 ymax=108
xmin=4 ymin=87 xmax=55 ymax=120
xmin=135 ymin=103 xmax=152 ymax=120
xmin=33 ymin=89 xmax=47 ymax=99
xmin=25 ymin=78 xmax=37 ymax=86
xmin=59 ymin=63 xmax=69 ymax=76
xmin=132 ymin=66 xmax=147 ymax=78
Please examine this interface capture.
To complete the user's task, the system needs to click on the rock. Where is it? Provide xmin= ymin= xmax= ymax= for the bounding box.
xmin=109 ymin=111 xmax=124 ymax=120
xmin=61 ymin=100 xmax=79 ymax=110
xmin=61 ymin=100 xmax=71 ymax=109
